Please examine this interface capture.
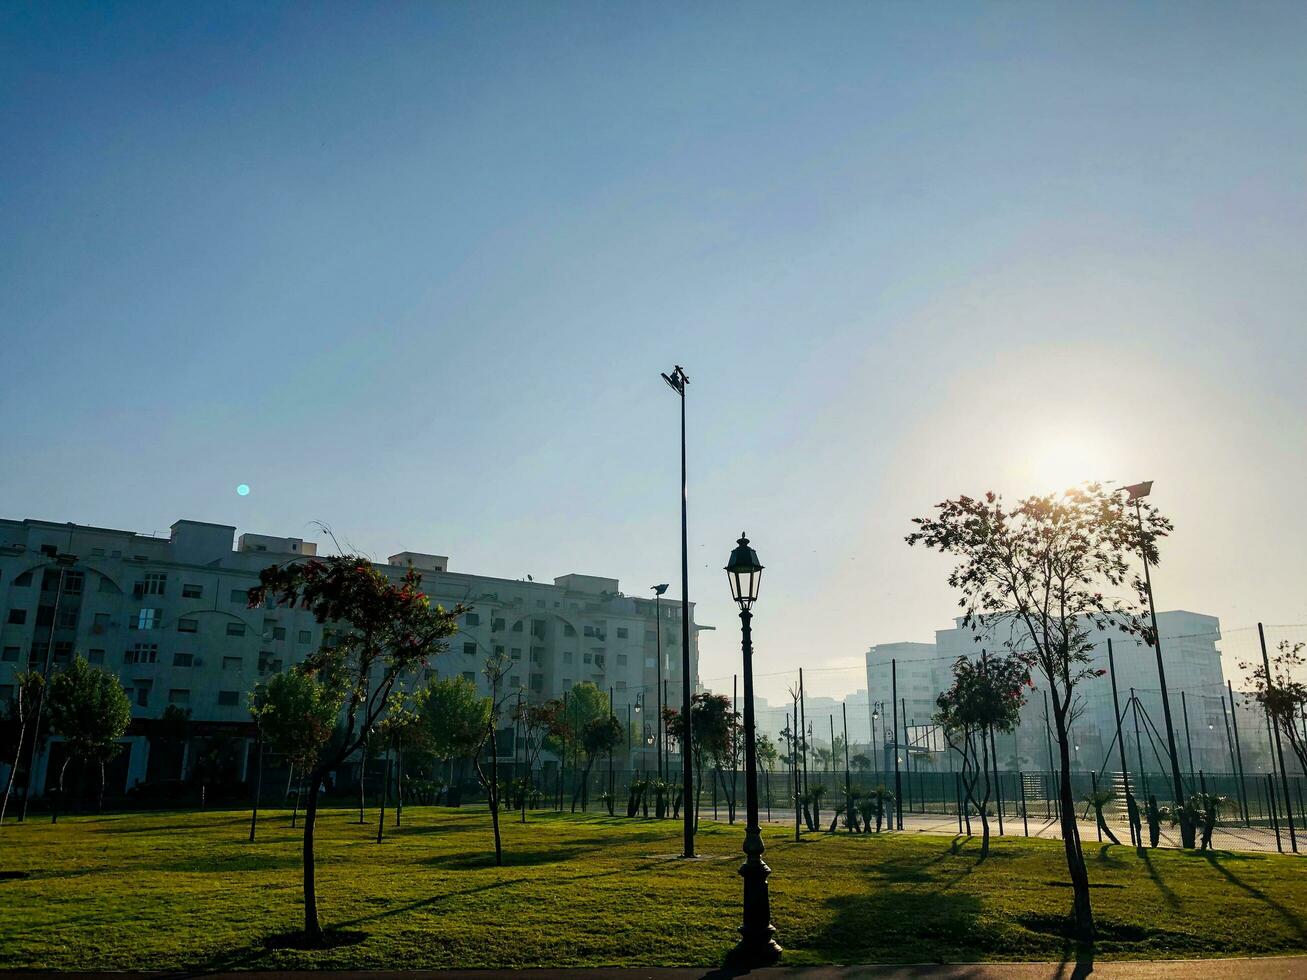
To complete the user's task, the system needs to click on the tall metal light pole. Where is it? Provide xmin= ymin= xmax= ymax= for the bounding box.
xmin=652 ymin=584 xmax=669 ymax=781
xmin=725 ymin=534 xmax=781 ymax=966
xmin=20 ymin=552 xmax=77 ymax=823
xmin=662 ymin=364 xmax=695 ymax=857
xmin=1123 ymin=480 xmax=1192 ymax=848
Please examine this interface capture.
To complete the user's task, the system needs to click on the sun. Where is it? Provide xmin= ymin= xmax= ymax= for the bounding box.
xmin=1024 ymin=436 xmax=1105 ymax=493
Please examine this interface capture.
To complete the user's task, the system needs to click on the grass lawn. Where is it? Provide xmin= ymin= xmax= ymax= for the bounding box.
xmin=1 ymin=806 xmax=1304 ymax=971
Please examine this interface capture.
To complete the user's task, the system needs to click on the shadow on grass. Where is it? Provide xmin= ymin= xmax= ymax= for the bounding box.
xmin=1201 ymin=851 xmax=1307 ymax=944
xmin=1138 ymin=848 xmax=1181 ymax=910
xmin=420 ymin=846 xmax=596 ymax=869
xmin=805 ymin=883 xmax=987 ymax=963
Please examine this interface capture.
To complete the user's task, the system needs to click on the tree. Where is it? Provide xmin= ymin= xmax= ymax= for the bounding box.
xmin=934 ymin=653 xmax=1029 ymax=858
xmin=1 ymin=672 xmax=44 ymax=826
xmin=755 ymin=733 xmax=778 ymax=772
xmin=513 ymin=699 xmax=559 ymax=823
xmin=46 ymin=656 xmax=132 ymax=816
xmin=248 ymin=556 xmax=463 ymax=944
xmin=663 ymin=693 xmax=735 ymax=827
xmin=577 ymin=715 xmax=623 ymax=812
xmin=1239 ymin=640 xmax=1307 ymax=777
xmin=850 ymin=752 xmax=872 ymax=774
xmin=909 ymin=483 xmax=1164 ymax=941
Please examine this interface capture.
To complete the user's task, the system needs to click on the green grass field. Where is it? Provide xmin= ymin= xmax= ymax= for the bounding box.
xmin=1 ymin=806 xmax=1304 ymax=971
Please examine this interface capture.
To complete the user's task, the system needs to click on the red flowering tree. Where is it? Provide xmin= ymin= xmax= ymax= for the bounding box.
xmin=908 ymin=483 xmax=1164 ymax=942
xmin=934 ymin=653 xmax=1030 ymax=858
xmin=248 ymin=557 xmax=464 ymax=946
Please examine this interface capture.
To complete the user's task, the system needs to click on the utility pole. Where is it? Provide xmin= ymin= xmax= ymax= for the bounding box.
xmin=891 ymin=659 xmax=903 ymax=830
xmin=1259 ymin=623 xmax=1297 ymax=852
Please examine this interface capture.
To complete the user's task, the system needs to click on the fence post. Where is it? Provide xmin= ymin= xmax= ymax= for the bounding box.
xmin=1091 ymin=770 xmax=1102 ymax=842
xmin=1019 ymin=772 xmax=1029 ymax=837
xmin=955 ymin=772 xmax=963 ymax=835
xmin=1268 ymin=773 xmax=1283 ymax=853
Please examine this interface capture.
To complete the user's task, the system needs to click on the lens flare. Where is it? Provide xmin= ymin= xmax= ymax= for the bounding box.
xmin=236 ymin=484 xmax=250 ymax=497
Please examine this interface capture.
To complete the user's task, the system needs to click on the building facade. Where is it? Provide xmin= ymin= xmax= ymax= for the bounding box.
xmin=0 ymin=516 xmax=701 ymax=796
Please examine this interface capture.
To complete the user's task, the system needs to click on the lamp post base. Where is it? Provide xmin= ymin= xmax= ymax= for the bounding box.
xmin=727 ymin=929 xmax=782 ymax=968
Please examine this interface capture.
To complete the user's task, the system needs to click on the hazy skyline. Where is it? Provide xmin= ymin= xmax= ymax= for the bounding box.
xmin=4 ymin=3 xmax=1306 ymax=702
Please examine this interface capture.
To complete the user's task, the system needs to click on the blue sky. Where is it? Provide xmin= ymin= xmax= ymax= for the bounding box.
xmin=3 ymin=3 xmax=1306 ymax=700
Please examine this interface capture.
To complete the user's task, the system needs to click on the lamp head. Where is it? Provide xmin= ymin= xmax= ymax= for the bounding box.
xmin=651 ymin=583 xmax=669 ymax=596
xmin=725 ymin=533 xmax=763 ymax=609
xmin=1124 ymin=481 xmax=1153 ymax=502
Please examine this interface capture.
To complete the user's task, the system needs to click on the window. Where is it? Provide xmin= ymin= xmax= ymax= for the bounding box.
xmin=134 ymin=682 xmax=152 ymax=707
xmin=510 ymin=648 xmax=522 ymax=660
xmin=90 ymin=548 xmax=105 ymax=558
xmin=1 ymin=647 xmax=18 ymax=662
xmin=258 ymin=653 xmax=282 ymax=675
xmin=168 ymin=689 xmax=190 ymax=705
xmin=465 ymin=612 xmax=480 ymax=626
xmin=54 ymin=607 xmax=77 ymax=629
xmin=298 ymin=630 xmax=312 ymax=644
xmin=616 ymin=654 xmax=627 ymax=666
xmin=511 ymin=621 xmax=523 ymax=632
xmin=229 ymin=589 xmax=248 ymax=604
xmin=53 ymin=641 xmax=72 ymax=664
xmin=563 ymin=678 xmax=572 ymax=688
xmin=125 ymin=643 xmax=158 ymax=665
xmin=177 ymin=618 xmax=198 ymax=634
xmin=87 ymin=649 xmax=105 ymax=664
xmin=510 ymin=675 xmax=521 ymax=689
xmin=531 ymin=620 xmax=546 ymax=639
xmin=563 ymin=624 xmax=576 ymax=637
xmin=615 ymin=680 xmax=627 ymax=691
xmin=494 ymin=645 xmax=505 ymax=657
xmin=563 ymin=651 xmax=573 ymax=664
xmin=463 ymin=642 xmax=477 ymax=656
xmin=272 ymin=626 xmax=286 ymax=641
xmin=645 ymin=631 xmax=656 ymax=644
xmin=584 ymin=652 xmax=592 ymax=664
xmin=584 ymin=625 xmax=595 ymax=638
xmin=616 ymin=628 xmax=628 ymax=639
xmin=223 ymin=656 xmax=242 ymax=671
xmin=217 ymin=690 xmax=239 ymax=707
xmin=63 ymin=572 xmax=84 ymax=596
xmin=142 ymin=573 xmax=167 ymax=596
xmin=182 ymin=583 xmax=203 ymax=599
xmin=40 ymin=545 xmax=57 ymax=558
xmin=173 ymin=652 xmax=194 ymax=667
xmin=492 ymin=617 xmax=505 ymax=632
xmin=462 ymin=671 xmax=476 ymax=683
xmin=93 ymin=612 xmax=111 ymax=630
xmin=0 ymin=685 xmax=12 ymax=704
xmin=530 ymin=674 xmax=544 ymax=692
xmin=594 ymin=654 xmax=605 ymax=670
xmin=530 ymin=647 xmax=543 ymax=664
xmin=6 ymin=609 xmax=26 ymax=625
xmin=12 ymin=571 xmax=32 ymax=587
xmin=135 ymin=608 xmax=161 ymax=630
xmin=226 ymin=622 xmax=246 ymax=637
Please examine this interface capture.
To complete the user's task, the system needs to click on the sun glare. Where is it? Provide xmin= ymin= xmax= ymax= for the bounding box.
xmin=1024 ymin=437 xmax=1104 ymax=493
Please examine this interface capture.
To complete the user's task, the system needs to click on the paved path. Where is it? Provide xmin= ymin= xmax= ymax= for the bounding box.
xmin=6 ymin=959 xmax=1304 ymax=979
xmin=759 ymin=811 xmax=1298 ymax=855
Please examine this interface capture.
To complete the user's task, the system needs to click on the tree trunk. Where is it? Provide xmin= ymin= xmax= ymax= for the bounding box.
xmin=1053 ymin=703 xmax=1094 ymax=941
xmin=487 ymin=727 xmax=503 ymax=867
xmin=302 ymin=776 xmax=324 ymax=944
xmin=357 ymin=739 xmax=367 ymax=824
xmin=1 ymin=726 xmax=27 ymax=826
xmin=376 ymin=745 xmax=391 ymax=844
xmin=978 ymin=734 xmax=992 ymax=859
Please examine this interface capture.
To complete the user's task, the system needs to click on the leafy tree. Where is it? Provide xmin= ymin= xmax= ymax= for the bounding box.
xmin=1238 ymin=640 xmax=1307 ymax=777
xmin=1 ymin=671 xmax=44 ymax=826
xmin=850 ymin=752 xmax=872 ymax=773
xmin=909 ymin=483 xmax=1165 ymax=940
xmin=755 ymin=733 xmax=778 ymax=771
xmin=46 ymin=656 xmax=132 ymax=815
xmin=513 ymin=698 xmax=559 ymax=823
xmin=663 ymin=693 xmax=735 ymax=827
xmin=934 ymin=653 xmax=1029 ymax=858
xmin=248 ymin=556 xmax=463 ymax=945
xmin=576 ymin=714 xmax=623 ymax=812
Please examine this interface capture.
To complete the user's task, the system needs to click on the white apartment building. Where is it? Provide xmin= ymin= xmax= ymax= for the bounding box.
xmin=0 ymin=516 xmax=701 ymax=796
xmin=867 ymin=611 xmax=1241 ymax=775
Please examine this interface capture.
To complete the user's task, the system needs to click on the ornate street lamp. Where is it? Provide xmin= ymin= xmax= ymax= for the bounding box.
xmin=725 ymin=533 xmax=781 ymax=966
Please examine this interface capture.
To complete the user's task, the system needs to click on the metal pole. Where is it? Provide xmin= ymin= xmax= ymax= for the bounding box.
xmin=1260 ymin=623 xmax=1298 ymax=852
xmin=663 ymin=366 xmax=695 ymax=857
xmin=21 ymin=556 xmax=72 ymax=822
xmin=892 ymin=660 xmax=903 ymax=830
xmin=1106 ymin=639 xmax=1134 ymax=837
xmin=1135 ymin=499 xmax=1187 ymax=829
xmin=1019 ymin=772 xmax=1029 ymax=837
xmin=1042 ymin=689 xmax=1056 ymax=819
xmin=1130 ymin=689 xmax=1148 ymax=798
xmin=1181 ymin=691 xmax=1196 ymax=783
xmin=1268 ymin=773 xmax=1283 ymax=853
xmin=730 ymin=605 xmax=780 ymax=965
xmin=799 ymin=669 xmax=809 ymax=801
xmin=655 ymin=593 xmax=664 ymax=781
xmin=842 ymin=702 xmax=852 ymax=833
xmin=1228 ymin=680 xmax=1250 ymax=825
